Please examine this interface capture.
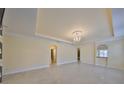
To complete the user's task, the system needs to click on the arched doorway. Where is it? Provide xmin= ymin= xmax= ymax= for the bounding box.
xmin=77 ymin=48 xmax=80 ymax=62
xmin=50 ymin=45 xmax=57 ymax=64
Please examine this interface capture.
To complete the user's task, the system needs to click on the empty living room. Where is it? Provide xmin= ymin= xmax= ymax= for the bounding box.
xmin=0 ymin=8 xmax=124 ymax=84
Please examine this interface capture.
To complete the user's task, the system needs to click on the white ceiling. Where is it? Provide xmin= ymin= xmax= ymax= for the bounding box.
xmin=36 ymin=9 xmax=113 ymax=42
xmin=112 ymin=9 xmax=124 ymax=37
xmin=3 ymin=8 xmax=124 ymax=44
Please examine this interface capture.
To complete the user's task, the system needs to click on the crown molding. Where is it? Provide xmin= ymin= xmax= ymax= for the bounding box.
xmin=35 ymin=32 xmax=73 ymax=45
xmin=35 ymin=9 xmax=73 ymax=45
xmin=95 ymin=36 xmax=124 ymax=43
xmin=5 ymin=31 xmax=124 ymax=47
xmin=4 ymin=31 xmax=74 ymax=45
xmin=79 ymin=36 xmax=124 ymax=45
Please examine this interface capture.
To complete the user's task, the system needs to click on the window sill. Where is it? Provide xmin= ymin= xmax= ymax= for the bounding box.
xmin=96 ymin=57 xmax=108 ymax=58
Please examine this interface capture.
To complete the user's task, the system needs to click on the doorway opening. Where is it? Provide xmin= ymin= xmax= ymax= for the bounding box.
xmin=50 ymin=45 xmax=57 ymax=64
xmin=77 ymin=48 xmax=80 ymax=62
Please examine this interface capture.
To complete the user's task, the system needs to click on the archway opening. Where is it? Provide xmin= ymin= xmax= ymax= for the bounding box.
xmin=50 ymin=45 xmax=57 ymax=64
xmin=77 ymin=48 xmax=80 ymax=62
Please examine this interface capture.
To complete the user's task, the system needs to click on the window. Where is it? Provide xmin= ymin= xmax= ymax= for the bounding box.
xmin=97 ymin=44 xmax=108 ymax=58
xmin=97 ymin=50 xmax=108 ymax=57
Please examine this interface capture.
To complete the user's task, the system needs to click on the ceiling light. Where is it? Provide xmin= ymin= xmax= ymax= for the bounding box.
xmin=72 ymin=31 xmax=82 ymax=42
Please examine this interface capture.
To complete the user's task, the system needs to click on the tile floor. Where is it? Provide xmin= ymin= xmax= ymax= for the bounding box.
xmin=2 ymin=63 xmax=124 ymax=84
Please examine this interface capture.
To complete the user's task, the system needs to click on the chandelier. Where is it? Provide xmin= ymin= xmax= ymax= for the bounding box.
xmin=72 ymin=31 xmax=82 ymax=42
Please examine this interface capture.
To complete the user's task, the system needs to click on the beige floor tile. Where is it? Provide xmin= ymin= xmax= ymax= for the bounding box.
xmin=2 ymin=63 xmax=124 ymax=84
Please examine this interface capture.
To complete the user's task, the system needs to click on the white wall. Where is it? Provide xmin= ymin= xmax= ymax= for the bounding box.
xmin=2 ymin=8 xmax=77 ymax=75
xmin=107 ymin=39 xmax=124 ymax=69
xmin=3 ymin=34 xmax=77 ymax=75
xmin=80 ymin=38 xmax=124 ymax=70
xmin=4 ymin=34 xmax=124 ymax=75
xmin=80 ymin=41 xmax=95 ymax=64
xmin=3 ymin=8 xmax=37 ymax=35
xmin=3 ymin=8 xmax=124 ymax=75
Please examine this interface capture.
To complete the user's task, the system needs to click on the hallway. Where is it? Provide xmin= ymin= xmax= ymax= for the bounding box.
xmin=2 ymin=63 xmax=124 ymax=84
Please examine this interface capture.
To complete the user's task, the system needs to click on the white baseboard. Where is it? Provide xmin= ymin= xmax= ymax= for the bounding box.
xmin=57 ymin=60 xmax=77 ymax=65
xmin=3 ymin=60 xmax=77 ymax=76
xmin=3 ymin=65 xmax=49 ymax=76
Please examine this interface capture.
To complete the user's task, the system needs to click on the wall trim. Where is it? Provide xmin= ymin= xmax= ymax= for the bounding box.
xmin=35 ymin=32 xmax=73 ymax=45
xmin=80 ymin=36 xmax=124 ymax=45
xmin=4 ymin=31 xmax=74 ymax=46
xmin=81 ymin=61 xmax=124 ymax=71
xmin=3 ymin=60 xmax=77 ymax=76
xmin=57 ymin=60 xmax=77 ymax=65
xmin=3 ymin=61 xmax=124 ymax=76
xmin=80 ymin=61 xmax=95 ymax=65
xmin=3 ymin=64 xmax=49 ymax=76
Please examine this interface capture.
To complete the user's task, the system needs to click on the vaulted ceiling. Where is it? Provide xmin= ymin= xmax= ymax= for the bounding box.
xmin=112 ymin=8 xmax=124 ymax=37
xmin=37 ymin=9 xmax=113 ymax=42
xmin=3 ymin=8 xmax=124 ymax=44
